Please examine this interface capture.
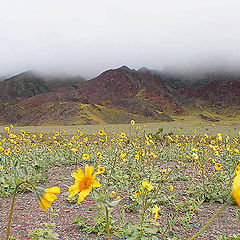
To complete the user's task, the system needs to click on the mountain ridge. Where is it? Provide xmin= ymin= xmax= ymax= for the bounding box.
xmin=0 ymin=66 xmax=240 ymax=125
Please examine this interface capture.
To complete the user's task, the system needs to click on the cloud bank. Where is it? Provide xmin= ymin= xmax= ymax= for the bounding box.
xmin=0 ymin=0 xmax=240 ymax=78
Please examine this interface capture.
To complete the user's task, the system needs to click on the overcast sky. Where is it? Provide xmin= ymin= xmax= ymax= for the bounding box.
xmin=0 ymin=0 xmax=240 ymax=78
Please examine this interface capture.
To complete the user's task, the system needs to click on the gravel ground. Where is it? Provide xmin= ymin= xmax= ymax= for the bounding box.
xmin=1 ymin=166 xmax=240 ymax=240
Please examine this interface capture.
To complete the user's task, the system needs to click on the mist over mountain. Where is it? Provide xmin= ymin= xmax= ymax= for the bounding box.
xmin=0 ymin=65 xmax=240 ymax=125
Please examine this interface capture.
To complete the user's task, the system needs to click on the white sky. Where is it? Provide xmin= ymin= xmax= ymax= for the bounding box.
xmin=0 ymin=0 xmax=240 ymax=78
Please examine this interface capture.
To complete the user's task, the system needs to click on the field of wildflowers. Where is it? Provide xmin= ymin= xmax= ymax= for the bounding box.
xmin=0 ymin=122 xmax=240 ymax=240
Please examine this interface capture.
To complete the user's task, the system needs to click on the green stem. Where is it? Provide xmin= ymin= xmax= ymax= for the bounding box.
xmin=148 ymin=163 xmax=177 ymax=207
xmin=6 ymin=184 xmax=20 ymax=240
xmin=140 ymin=192 xmax=147 ymax=227
xmin=104 ymin=150 xmax=118 ymax=194
xmin=105 ymin=206 xmax=110 ymax=240
xmin=189 ymin=201 xmax=228 ymax=240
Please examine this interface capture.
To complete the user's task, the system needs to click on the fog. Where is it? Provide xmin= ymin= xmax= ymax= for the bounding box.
xmin=0 ymin=0 xmax=240 ymax=79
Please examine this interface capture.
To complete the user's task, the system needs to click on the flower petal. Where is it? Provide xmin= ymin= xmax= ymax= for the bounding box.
xmin=73 ymin=168 xmax=84 ymax=180
xmin=77 ymin=188 xmax=91 ymax=204
xmin=92 ymin=180 xmax=101 ymax=188
xmin=39 ymin=199 xmax=48 ymax=211
xmin=85 ymin=165 xmax=93 ymax=177
xmin=232 ymin=174 xmax=240 ymax=207
xmin=40 ymin=195 xmax=52 ymax=209
xmin=44 ymin=192 xmax=58 ymax=202
xmin=68 ymin=183 xmax=80 ymax=198
xmin=45 ymin=187 xmax=61 ymax=194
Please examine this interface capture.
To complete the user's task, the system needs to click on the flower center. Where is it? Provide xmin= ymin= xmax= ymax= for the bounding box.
xmin=79 ymin=176 xmax=92 ymax=190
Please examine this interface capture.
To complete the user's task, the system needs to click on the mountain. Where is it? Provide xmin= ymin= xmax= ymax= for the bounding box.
xmin=1 ymin=67 xmax=240 ymax=125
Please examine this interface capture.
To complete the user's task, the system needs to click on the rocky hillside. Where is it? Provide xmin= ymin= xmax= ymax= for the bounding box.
xmin=1 ymin=67 xmax=240 ymax=125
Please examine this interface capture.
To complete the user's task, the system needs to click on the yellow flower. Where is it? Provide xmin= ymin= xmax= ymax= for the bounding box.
xmin=236 ymin=164 xmax=240 ymax=174
xmin=120 ymin=132 xmax=126 ymax=138
xmin=0 ymin=166 xmax=3 ymax=171
xmin=120 ymin=152 xmax=127 ymax=162
xmin=71 ymin=148 xmax=78 ymax=153
xmin=167 ymin=136 xmax=173 ymax=141
xmin=111 ymin=191 xmax=116 ymax=197
xmin=216 ymin=133 xmax=222 ymax=141
xmin=142 ymin=181 xmax=153 ymax=191
xmin=152 ymin=205 xmax=160 ymax=220
xmin=82 ymin=153 xmax=90 ymax=160
xmin=39 ymin=187 xmax=61 ymax=211
xmin=214 ymin=151 xmax=219 ymax=156
xmin=97 ymin=167 xmax=105 ymax=174
xmin=4 ymin=148 xmax=10 ymax=156
xmin=169 ymin=185 xmax=174 ymax=192
xmin=68 ymin=165 xmax=101 ymax=204
xmin=114 ymin=196 xmax=120 ymax=201
xmin=232 ymin=174 xmax=240 ymax=207
xmin=131 ymin=120 xmax=135 ymax=125
xmin=135 ymin=154 xmax=140 ymax=160
xmin=192 ymin=153 xmax=199 ymax=160
xmin=98 ymin=130 xmax=104 ymax=135
xmin=215 ymin=163 xmax=221 ymax=171
xmin=97 ymin=152 xmax=103 ymax=159
xmin=135 ymin=173 xmax=139 ymax=178
xmin=191 ymin=148 xmax=198 ymax=152
xmin=234 ymin=149 xmax=240 ymax=154
xmin=134 ymin=190 xmax=141 ymax=197
xmin=210 ymin=140 xmax=216 ymax=145
xmin=15 ymin=148 xmax=20 ymax=153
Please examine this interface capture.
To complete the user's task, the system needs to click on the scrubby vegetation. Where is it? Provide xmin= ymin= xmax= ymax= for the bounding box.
xmin=1 ymin=122 xmax=240 ymax=239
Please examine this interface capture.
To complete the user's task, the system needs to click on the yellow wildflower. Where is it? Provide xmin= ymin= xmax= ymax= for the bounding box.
xmin=236 ymin=164 xmax=240 ymax=174
xmin=98 ymin=130 xmax=104 ymax=135
xmin=71 ymin=148 xmax=78 ymax=153
xmin=97 ymin=167 xmax=105 ymax=174
xmin=214 ymin=151 xmax=219 ymax=156
xmin=167 ymin=136 xmax=173 ymax=141
xmin=215 ymin=163 xmax=221 ymax=171
xmin=111 ymin=191 xmax=116 ymax=197
xmin=216 ymin=133 xmax=222 ymax=141
xmin=234 ymin=149 xmax=239 ymax=154
xmin=232 ymin=174 xmax=240 ymax=207
xmin=4 ymin=148 xmax=10 ymax=156
xmin=142 ymin=181 xmax=153 ymax=191
xmin=82 ymin=153 xmax=90 ymax=160
xmin=192 ymin=153 xmax=199 ymax=160
xmin=68 ymin=165 xmax=101 ymax=204
xmin=39 ymin=187 xmax=61 ymax=211
xmin=120 ymin=132 xmax=126 ymax=138
xmin=15 ymin=148 xmax=20 ymax=153
xmin=134 ymin=190 xmax=141 ymax=197
xmin=152 ymin=205 xmax=160 ymax=220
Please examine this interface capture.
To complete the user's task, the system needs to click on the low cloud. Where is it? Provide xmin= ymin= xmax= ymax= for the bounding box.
xmin=0 ymin=0 xmax=240 ymax=78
